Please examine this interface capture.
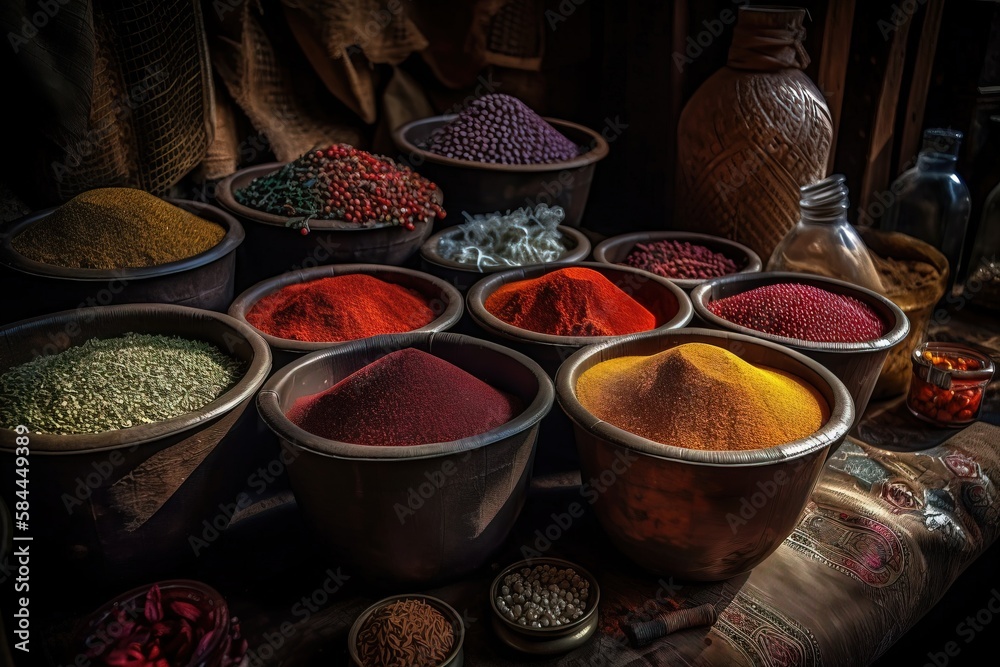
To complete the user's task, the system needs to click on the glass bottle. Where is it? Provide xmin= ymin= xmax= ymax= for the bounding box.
xmin=881 ymin=128 xmax=971 ymax=289
xmin=964 ymin=180 xmax=1000 ymax=310
xmin=767 ymin=174 xmax=884 ymax=292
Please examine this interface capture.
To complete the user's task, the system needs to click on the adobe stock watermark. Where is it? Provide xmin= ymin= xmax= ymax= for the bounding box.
xmin=923 ymin=588 xmax=1000 ymax=667
xmin=394 ymin=450 xmax=473 ymax=524
xmin=673 ymin=0 xmax=749 ymax=73
xmin=726 ymin=457 xmax=809 ymax=534
xmin=6 ymin=0 xmax=70 ymax=53
xmin=878 ymin=0 xmax=929 ymax=40
xmin=546 ymin=0 xmax=586 ymax=31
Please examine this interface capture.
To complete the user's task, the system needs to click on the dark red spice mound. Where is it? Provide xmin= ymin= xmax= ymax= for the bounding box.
xmin=246 ymin=274 xmax=436 ymax=342
xmin=287 ymin=348 xmax=522 ymax=446
xmin=483 ymin=267 xmax=657 ymax=337
xmin=623 ymin=239 xmax=739 ymax=280
xmin=707 ymin=282 xmax=885 ymax=343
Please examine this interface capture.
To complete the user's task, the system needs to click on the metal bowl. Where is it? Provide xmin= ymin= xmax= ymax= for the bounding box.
xmin=419 ymin=224 xmax=592 ymax=293
xmin=228 ymin=264 xmax=464 ymax=370
xmin=348 ymin=594 xmax=465 ymax=667
xmin=555 ymin=327 xmax=854 ymax=580
xmin=0 ymin=198 xmax=244 ymax=325
xmin=392 ymin=116 xmax=609 ymax=227
xmin=690 ymin=272 xmax=910 ymax=425
xmin=591 ymin=230 xmax=762 ymax=291
xmin=0 ymin=305 xmax=271 ymax=581
xmin=216 ymin=162 xmax=438 ymax=291
xmin=489 ymin=557 xmax=600 ymax=655
xmin=256 ymin=332 xmax=554 ymax=585
xmin=466 ymin=262 xmax=693 ymax=374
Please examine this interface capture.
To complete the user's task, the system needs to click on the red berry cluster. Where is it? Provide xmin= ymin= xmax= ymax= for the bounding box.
xmin=907 ymin=350 xmax=987 ymax=425
xmin=623 ymin=240 xmax=739 ymax=280
xmin=707 ymin=283 xmax=885 ymax=343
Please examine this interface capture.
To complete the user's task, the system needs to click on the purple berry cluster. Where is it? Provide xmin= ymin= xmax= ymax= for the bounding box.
xmin=623 ymin=240 xmax=739 ymax=280
xmin=426 ymin=94 xmax=580 ymax=165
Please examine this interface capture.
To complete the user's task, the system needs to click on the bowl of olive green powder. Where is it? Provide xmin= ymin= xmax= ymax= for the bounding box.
xmin=0 ymin=304 xmax=271 ymax=576
xmin=0 ymin=188 xmax=244 ymax=324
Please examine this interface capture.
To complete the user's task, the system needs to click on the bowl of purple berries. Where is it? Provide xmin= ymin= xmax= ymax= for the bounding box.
xmin=393 ymin=94 xmax=609 ymax=228
xmin=592 ymin=231 xmax=762 ymax=291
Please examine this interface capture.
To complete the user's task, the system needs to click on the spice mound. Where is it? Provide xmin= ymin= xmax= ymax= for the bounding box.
xmin=84 ymin=584 xmax=247 ymax=667
xmin=707 ymin=283 xmax=885 ymax=343
xmin=576 ymin=343 xmax=828 ymax=451
xmin=484 ymin=267 xmax=657 ymax=337
xmin=622 ymin=239 xmax=739 ymax=280
xmin=426 ymin=94 xmax=580 ymax=164
xmin=0 ymin=333 xmax=245 ymax=435
xmin=235 ymin=144 xmax=445 ymax=230
xmin=287 ymin=348 xmax=521 ymax=446
xmin=356 ymin=599 xmax=455 ymax=667
xmin=246 ymin=274 xmax=435 ymax=342
xmin=496 ymin=564 xmax=590 ymax=628
xmin=437 ymin=204 xmax=569 ymax=270
xmin=11 ymin=188 xmax=225 ymax=270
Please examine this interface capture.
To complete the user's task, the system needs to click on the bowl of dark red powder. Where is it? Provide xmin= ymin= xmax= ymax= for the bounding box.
xmin=228 ymin=264 xmax=464 ymax=369
xmin=393 ymin=94 xmax=609 ymax=227
xmin=256 ymin=332 xmax=553 ymax=585
xmin=592 ymin=231 xmax=762 ymax=290
xmin=555 ymin=328 xmax=854 ymax=580
xmin=467 ymin=263 xmax=693 ymax=373
xmin=691 ymin=272 xmax=909 ymax=424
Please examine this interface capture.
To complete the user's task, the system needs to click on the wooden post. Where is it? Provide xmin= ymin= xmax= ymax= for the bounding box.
xmin=817 ymin=0 xmax=856 ymax=172
xmin=897 ymin=0 xmax=946 ymax=170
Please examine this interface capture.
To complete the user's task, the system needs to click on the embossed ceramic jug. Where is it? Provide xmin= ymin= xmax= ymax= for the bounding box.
xmin=675 ymin=6 xmax=833 ymax=260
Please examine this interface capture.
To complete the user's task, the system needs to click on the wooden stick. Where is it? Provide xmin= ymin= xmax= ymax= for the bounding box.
xmin=624 ymin=603 xmax=718 ymax=648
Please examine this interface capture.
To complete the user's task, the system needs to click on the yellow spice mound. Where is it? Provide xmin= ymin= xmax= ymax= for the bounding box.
xmin=576 ymin=342 xmax=828 ymax=451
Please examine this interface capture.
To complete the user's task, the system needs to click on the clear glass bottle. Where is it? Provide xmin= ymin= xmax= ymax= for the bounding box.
xmin=881 ymin=128 xmax=971 ymax=288
xmin=964 ymin=180 xmax=1000 ymax=309
xmin=767 ymin=174 xmax=884 ymax=292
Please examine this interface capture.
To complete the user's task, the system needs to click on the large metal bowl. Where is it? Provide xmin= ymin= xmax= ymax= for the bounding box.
xmin=256 ymin=332 xmax=554 ymax=585
xmin=392 ymin=116 xmax=608 ymax=226
xmin=419 ymin=224 xmax=592 ymax=293
xmin=556 ymin=328 xmax=854 ymax=581
xmin=591 ymin=230 xmax=762 ymax=291
xmin=0 ymin=198 xmax=244 ymax=325
xmin=0 ymin=305 xmax=271 ymax=583
xmin=691 ymin=272 xmax=909 ymax=425
xmin=228 ymin=264 xmax=464 ymax=371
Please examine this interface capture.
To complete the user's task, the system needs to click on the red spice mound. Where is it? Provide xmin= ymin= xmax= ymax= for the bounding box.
xmin=483 ymin=267 xmax=657 ymax=336
xmin=246 ymin=274 xmax=435 ymax=342
xmin=287 ymin=348 xmax=522 ymax=446
xmin=707 ymin=282 xmax=885 ymax=343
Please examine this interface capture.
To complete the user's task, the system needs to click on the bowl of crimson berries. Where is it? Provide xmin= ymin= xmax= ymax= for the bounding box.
xmin=216 ymin=144 xmax=444 ymax=290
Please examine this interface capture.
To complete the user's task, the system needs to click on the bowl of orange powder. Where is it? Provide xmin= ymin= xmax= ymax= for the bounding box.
xmin=228 ymin=264 xmax=464 ymax=370
xmin=466 ymin=263 xmax=693 ymax=373
xmin=555 ymin=327 xmax=853 ymax=581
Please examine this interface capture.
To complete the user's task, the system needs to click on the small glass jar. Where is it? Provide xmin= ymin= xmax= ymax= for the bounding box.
xmin=906 ymin=342 xmax=995 ymax=427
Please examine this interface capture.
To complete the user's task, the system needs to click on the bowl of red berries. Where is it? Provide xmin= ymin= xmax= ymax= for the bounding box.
xmin=906 ymin=342 xmax=995 ymax=427
xmin=217 ymin=145 xmax=444 ymax=290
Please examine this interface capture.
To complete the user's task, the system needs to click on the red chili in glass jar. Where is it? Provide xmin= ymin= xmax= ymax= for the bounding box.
xmin=906 ymin=343 xmax=995 ymax=427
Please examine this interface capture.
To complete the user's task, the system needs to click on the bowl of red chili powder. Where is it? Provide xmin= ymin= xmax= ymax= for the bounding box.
xmin=555 ymin=327 xmax=854 ymax=580
xmin=229 ymin=264 xmax=464 ymax=369
xmin=467 ymin=263 xmax=693 ymax=373
xmin=592 ymin=231 xmax=763 ymax=291
xmin=256 ymin=331 xmax=553 ymax=585
xmin=691 ymin=272 xmax=909 ymax=424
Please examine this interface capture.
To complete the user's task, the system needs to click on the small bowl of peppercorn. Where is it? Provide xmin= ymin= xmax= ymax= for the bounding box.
xmin=489 ymin=558 xmax=601 ymax=655
xmin=592 ymin=231 xmax=762 ymax=291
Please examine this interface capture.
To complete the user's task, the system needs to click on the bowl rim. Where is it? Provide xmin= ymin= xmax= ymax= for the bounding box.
xmin=419 ymin=224 xmax=592 ymax=274
xmin=555 ymin=327 xmax=855 ymax=466
xmin=393 ymin=115 xmax=610 ymax=173
xmin=690 ymin=271 xmax=911 ymax=352
xmin=466 ymin=261 xmax=694 ymax=347
xmin=0 ymin=198 xmax=245 ymax=282
xmin=489 ymin=557 xmax=601 ymax=637
xmin=227 ymin=264 xmax=465 ymax=352
xmin=347 ymin=593 xmax=465 ymax=667
xmin=0 ymin=304 xmax=272 ymax=455
xmin=591 ymin=230 xmax=763 ymax=289
xmin=256 ymin=331 xmax=554 ymax=460
xmin=215 ymin=161 xmax=442 ymax=230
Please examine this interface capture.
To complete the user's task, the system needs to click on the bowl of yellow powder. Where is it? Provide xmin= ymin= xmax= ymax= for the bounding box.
xmin=555 ymin=328 xmax=853 ymax=581
xmin=0 ymin=188 xmax=244 ymax=324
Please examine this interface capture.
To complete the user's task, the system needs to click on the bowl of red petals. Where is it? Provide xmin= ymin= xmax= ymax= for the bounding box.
xmin=592 ymin=231 xmax=762 ymax=291
xmin=691 ymin=272 xmax=909 ymax=425
xmin=78 ymin=580 xmax=247 ymax=667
